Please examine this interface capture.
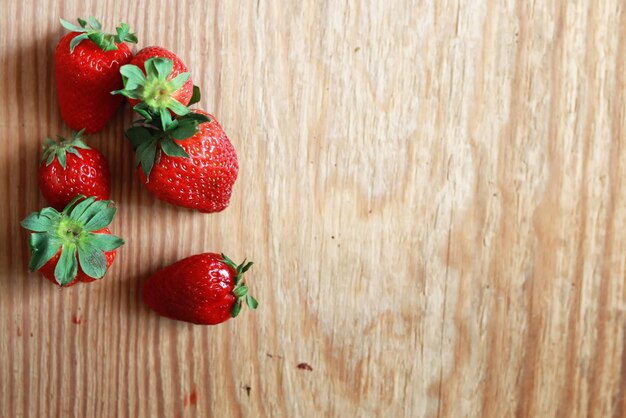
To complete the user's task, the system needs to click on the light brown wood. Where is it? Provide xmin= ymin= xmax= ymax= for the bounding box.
xmin=1 ymin=0 xmax=625 ymax=417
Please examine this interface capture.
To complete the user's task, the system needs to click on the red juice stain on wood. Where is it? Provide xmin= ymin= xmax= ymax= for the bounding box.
xmin=189 ymin=390 xmax=198 ymax=405
xmin=71 ymin=315 xmax=82 ymax=324
xmin=17 ymin=327 xmax=22 ymax=337
xmin=183 ymin=389 xmax=198 ymax=408
xmin=297 ymin=362 xmax=313 ymax=371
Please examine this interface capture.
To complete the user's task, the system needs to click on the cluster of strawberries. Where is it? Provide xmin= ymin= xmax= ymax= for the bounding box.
xmin=20 ymin=17 xmax=257 ymax=325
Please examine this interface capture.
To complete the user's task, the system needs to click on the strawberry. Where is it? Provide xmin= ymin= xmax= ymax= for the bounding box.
xmin=20 ymin=196 xmax=124 ymax=287
xmin=142 ymin=253 xmax=257 ymax=325
xmin=55 ymin=16 xmax=137 ymax=133
xmin=112 ymin=47 xmax=195 ymax=129
xmin=39 ymin=130 xmax=110 ymax=211
xmin=125 ymin=109 xmax=238 ymax=213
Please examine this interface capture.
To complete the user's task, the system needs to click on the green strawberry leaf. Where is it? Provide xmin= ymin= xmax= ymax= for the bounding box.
xmin=72 ymin=140 xmax=90 ymax=150
xmin=62 ymin=195 xmax=86 ymax=214
xmin=136 ymin=137 xmax=158 ymax=177
xmin=132 ymin=103 xmax=153 ymax=120
xmin=124 ymin=32 xmax=138 ymax=44
xmin=77 ymin=241 xmax=107 ymax=279
xmin=169 ymin=72 xmax=190 ymax=91
xmin=21 ymin=211 xmax=58 ymax=232
xmin=69 ymin=33 xmax=90 ymax=53
xmin=73 ymin=143 xmax=90 ymax=151
xmin=57 ymin=148 xmax=67 ymax=169
xmin=87 ymin=16 xmax=102 ymax=30
xmin=69 ymin=196 xmax=96 ymax=219
xmin=111 ymin=88 xmax=139 ymax=99
xmin=66 ymin=148 xmax=82 ymax=158
xmin=41 ymin=207 xmax=62 ymax=219
xmin=167 ymin=119 xmax=179 ymax=130
xmin=123 ymin=103 xmax=211 ymax=173
xmin=159 ymin=107 xmax=173 ymax=131
xmin=152 ymin=58 xmax=173 ymax=81
xmin=83 ymin=205 xmax=117 ymax=231
xmin=41 ymin=131 xmax=91 ymax=168
xmin=241 ymin=261 xmax=254 ymax=273
xmin=62 ymin=17 xmax=137 ymax=53
xmin=231 ymin=300 xmax=243 ymax=318
xmin=189 ymin=85 xmax=201 ymax=106
xmin=28 ymin=233 xmax=61 ymax=271
xmin=90 ymin=233 xmax=124 ymax=251
xmin=221 ymin=254 xmax=237 ymax=270
xmin=54 ymin=244 xmax=78 ymax=286
xmin=160 ymin=137 xmax=189 ymax=158
xmin=144 ymin=58 xmax=159 ymax=79
xmin=131 ymin=117 xmax=148 ymax=125
xmin=87 ymin=31 xmax=105 ymax=47
xmin=114 ymin=22 xmax=137 ymax=44
xmin=166 ymin=98 xmax=190 ymax=116
xmin=72 ymin=129 xmax=86 ymax=139
xmin=60 ymin=18 xmax=88 ymax=33
xmin=246 ymin=295 xmax=259 ymax=309
xmin=21 ymin=198 xmax=123 ymax=284
xmin=115 ymin=22 xmax=129 ymax=39
xmin=185 ymin=112 xmax=211 ymax=124
xmin=221 ymin=254 xmax=258 ymax=318
xmin=114 ymin=57 xmax=192 ymax=118
xmin=119 ymin=64 xmax=147 ymax=90
xmin=76 ymin=199 xmax=109 ymax=224
xmin=167 ymin=118 xmax=199 ymax=140
xmin=126 ymin=126 xmax=154 ymax=150
xmin=233 ymin=285 xmax=248 ymax=298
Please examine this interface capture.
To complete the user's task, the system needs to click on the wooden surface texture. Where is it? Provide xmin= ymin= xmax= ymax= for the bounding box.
xmin=1 ymin=1 xmax=626 ymax=417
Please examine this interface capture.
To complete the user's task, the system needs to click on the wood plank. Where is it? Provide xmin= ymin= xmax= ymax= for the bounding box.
xmin=0 ymin=1 xmax=625 ymax=417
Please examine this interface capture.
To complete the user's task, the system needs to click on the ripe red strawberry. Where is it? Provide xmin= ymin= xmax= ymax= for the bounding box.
xmin=125 ymin=110 xmax=238 ymax=213
xmin=20 ymin=196 xmax=124 ymax=287
xmin=55 ymin=17 xmax=137 ymax=133
xmin=112 ymin=47 xmax=195 ymax=128
xmin=142 ymin=253 xmax=257 ymax=325
xmin=39 ymin=130 xmax=110 ymax=211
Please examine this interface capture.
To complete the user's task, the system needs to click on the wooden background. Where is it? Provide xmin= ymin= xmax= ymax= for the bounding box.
xmin=1 ymin=0 xmax=625 ymax=417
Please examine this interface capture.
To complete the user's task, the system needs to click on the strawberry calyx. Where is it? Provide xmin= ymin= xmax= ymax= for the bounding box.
xmin=60 ymin=17 xmax=138 ymax=53
xmin=112 ymin=58 xmax=196 ymax=130
xmin=20 ymin=196 xmax=124 ymax=286
xmin=221 ymin=254 xmax=258 ymax=318
xmin=124 ymin=109 xmax=210 ymax=179
xmin=41 ymin=129 xmax=91 ymax=170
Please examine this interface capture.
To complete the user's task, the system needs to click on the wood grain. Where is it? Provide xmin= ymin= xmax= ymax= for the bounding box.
xmin=1 ymin=0 xmax=625 ymax=417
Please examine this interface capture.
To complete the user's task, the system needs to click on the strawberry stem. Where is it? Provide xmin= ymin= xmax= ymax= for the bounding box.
xmin=221 ymin=254 xmax=258 ymax=317
xmin=20 ymin=196 xmax=124 ymax=285
xmin=124 ymin=112 xmax=210 ymax=179
xmin=60 ymin=17 xmax=138 ymax=53
xmin=112 ymin=57 xmax=191 ymax=129
xmin=41 ymin=129 xmax=91 ymax=170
